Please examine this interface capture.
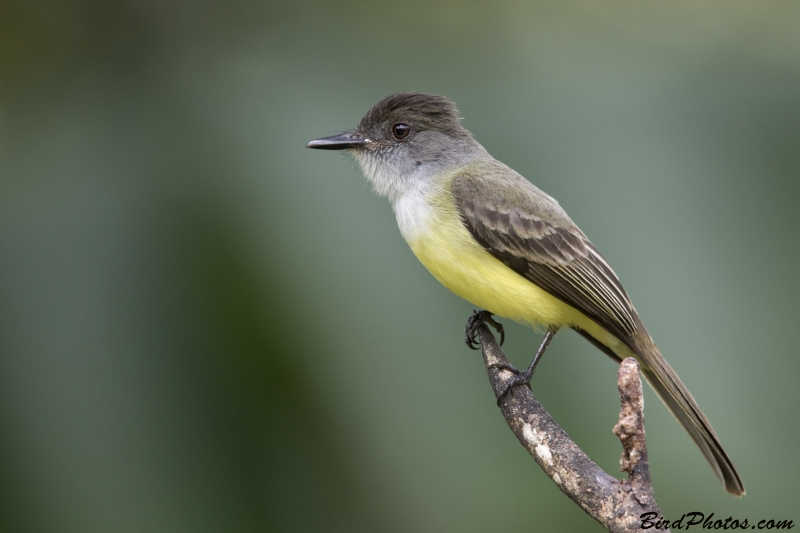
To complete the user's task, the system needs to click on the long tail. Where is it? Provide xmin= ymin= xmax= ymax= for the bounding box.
xmin=631 ymin=330 xmax=745 ymax=496
xmin=575 ymin=325 xmax=745 ymax=495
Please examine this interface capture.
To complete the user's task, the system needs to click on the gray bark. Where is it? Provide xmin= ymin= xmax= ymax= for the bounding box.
xmin=474 ymin=321 xmax=668 ymax=533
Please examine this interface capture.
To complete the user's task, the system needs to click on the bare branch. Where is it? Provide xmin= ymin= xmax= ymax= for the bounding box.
xmin=474 ymin=321 xmax=668 ymax=533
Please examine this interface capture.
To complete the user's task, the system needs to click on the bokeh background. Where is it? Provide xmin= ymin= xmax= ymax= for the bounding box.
xmin=1 ymin=1 xmax=799 ymax=531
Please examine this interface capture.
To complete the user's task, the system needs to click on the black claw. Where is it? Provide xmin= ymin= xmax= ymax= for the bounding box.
xmin=486 ymin=315 xmax=505 ymax=346
xmin=489 ymin=361 xmax=523 ymax=406
xmin=464 ymin=311 xmax=480 ymax=349
xmin=464 ymin=310 xmax=505 ymax=350
xmin=495 ymin=369 xmax=534 ymax=406
xmin=487 ymin=361 xmax=519 ymax=373
xmin=493 ymin=328 xmax=557 ymax=407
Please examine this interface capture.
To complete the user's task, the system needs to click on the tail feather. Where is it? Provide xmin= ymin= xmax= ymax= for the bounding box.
xmin=633 ymin=334 xmax=745 ymax=496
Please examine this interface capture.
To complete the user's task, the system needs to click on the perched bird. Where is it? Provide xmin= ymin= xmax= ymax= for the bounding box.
xmin=307 ymin=92 xmax=744 ymax=496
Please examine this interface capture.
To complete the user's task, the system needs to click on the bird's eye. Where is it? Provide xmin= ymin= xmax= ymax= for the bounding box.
xmin=392 ymin=123 xmax=410 ymax=140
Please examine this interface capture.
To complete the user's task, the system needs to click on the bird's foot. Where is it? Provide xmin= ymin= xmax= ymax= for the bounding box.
xmin=489 ymin=328 xmax=556 ymax=407
xmin=464 ymin=310 xmax=505 ymax=349
xmin=488 ymin=363 xmax=534 ymax=406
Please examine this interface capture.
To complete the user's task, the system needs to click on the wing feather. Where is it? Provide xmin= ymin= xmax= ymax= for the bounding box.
xmin=452 ymin=174 xmax=637 ymax=341
xmin=451 ymin=170 xmax=744 ymax=495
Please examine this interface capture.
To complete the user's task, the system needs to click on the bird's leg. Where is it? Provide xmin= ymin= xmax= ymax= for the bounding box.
xmin=465 ymin=309 xmax=505 ymax=349
xmin=492 ymin=328 xmax=558 ymax=405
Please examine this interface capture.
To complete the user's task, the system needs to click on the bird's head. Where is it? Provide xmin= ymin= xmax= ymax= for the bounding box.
xmin=307 ymin=92 xmax=479 ymax=200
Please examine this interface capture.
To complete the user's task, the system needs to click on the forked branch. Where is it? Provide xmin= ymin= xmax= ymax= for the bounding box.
xmin=473 ymin=320 xmax=668 ymax=533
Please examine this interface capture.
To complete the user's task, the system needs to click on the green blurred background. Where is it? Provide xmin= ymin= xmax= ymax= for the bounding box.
xmin=1 ymin=1 xmax=798 ymax=531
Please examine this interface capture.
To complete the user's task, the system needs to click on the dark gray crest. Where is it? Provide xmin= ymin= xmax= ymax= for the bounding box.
xmin=358 ymin=92 xmax=471 ymax=139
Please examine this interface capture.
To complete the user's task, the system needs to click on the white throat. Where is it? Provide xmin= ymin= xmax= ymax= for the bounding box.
xmin=353 ymin=150 xmax=440 ymax=243
xmin=352 ymin=149 xmax=407 ymax=202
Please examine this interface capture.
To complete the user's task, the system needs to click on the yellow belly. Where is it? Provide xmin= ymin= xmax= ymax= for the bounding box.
xmin=403 ymin=186 xmax=634 ymax=359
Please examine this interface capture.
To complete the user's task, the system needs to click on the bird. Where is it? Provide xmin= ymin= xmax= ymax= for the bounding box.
xmin=306 ymin=92 xmax=744 ymax=496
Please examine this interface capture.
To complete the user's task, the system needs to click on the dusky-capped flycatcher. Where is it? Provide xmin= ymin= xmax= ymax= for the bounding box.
xmin=307 ymin=92 xmax=744 ymax=496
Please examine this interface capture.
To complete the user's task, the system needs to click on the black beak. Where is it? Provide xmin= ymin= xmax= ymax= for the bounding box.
xmin=306 ymin=130 xmax=370 ymax=150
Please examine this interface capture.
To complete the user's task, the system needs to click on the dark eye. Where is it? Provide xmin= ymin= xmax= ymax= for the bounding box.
xmin=392 ymin=123 xmax=410 ymax=140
